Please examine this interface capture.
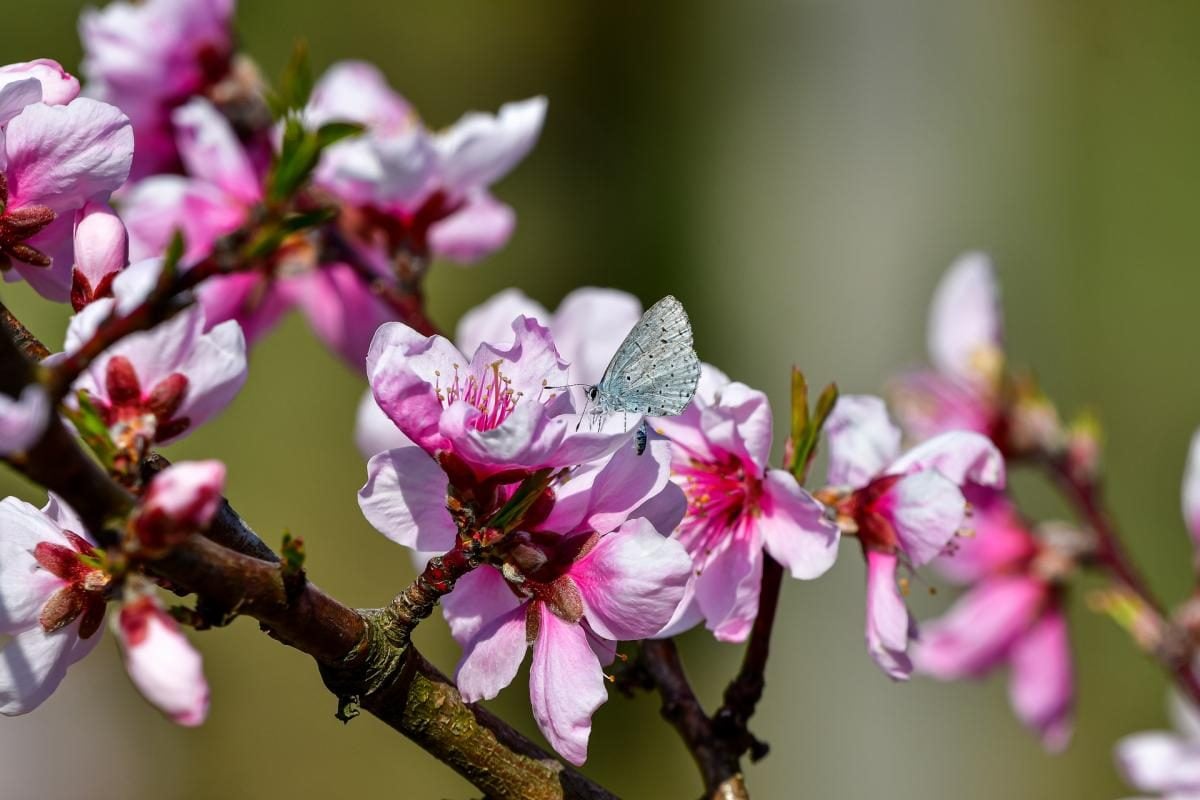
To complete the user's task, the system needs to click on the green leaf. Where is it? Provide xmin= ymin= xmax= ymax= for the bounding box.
xmin=280 ymin=206 xmax=339 ymax=233
xmin=63 ymin=390 xmax=118 ymax=468
xmin=316 ymin=121 xmax=365 ymax=149
xmin=790 ymin=380 xmax=838 ymax=484
xmin=268 ymin=40 xmax=314 ymax=117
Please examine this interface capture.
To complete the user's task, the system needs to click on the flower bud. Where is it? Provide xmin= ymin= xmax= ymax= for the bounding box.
xmin=133 ymin=461 xmax=226 ymax=552
xmin=72 ymin=201 xmax=128 ymax=311
xmin=117 ymin=593 xmax=209 ymax=726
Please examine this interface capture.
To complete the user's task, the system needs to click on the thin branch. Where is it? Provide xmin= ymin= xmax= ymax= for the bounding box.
xmin=1039 ymin=451 xmax=1200 ymax=705
xmin=0 ymin=300 xmax=50 ymax=360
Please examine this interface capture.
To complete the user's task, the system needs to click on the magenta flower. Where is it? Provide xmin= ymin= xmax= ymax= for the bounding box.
xmin=914 ymin=489 xmax=1073 ymax=750
xmin=117 ymin=592 xmax=210 ymax=726
xmin=0 ymin=385 xmax=49 ymax=455
xmin=306 ymin=61 xmax=546 ymax=264
xmin=0 ymin=66 xmax=132 ymax=301
xmin=1117 ymin=694 xmax=1200 ymax=799
xmin=80 ymin=0 xmax=236 ymax=179
xmin=64 ymin=260 xmax=248 ymax=446
xmin=652 ymin=364 xmax=839 ymax=642
xmin=889 ymin=252 xmax=1004 ymax=443
xmin=819 ymin=394 xmax=1005 ymax=679
xmin=1183 ymin=430 xmax=1200 ymax=559
xmin=0 ymin=495 xmax=107 ymax=715
xmin=366 ymin=315 xmax=632 ymax=480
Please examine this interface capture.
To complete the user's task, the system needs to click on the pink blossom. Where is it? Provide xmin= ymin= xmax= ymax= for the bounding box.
xmin=366 ymin=315 xmax=634 ymax=480
xmin=889 ymin=252 xmax=1004 ymax=443
xmin=0 ymin=385 xmax=49 ymax=455
xmin=64 ymin=260 xmax=248 ymax=445
xmin=819 ymin=394 xmax=1005 ymax=679
xmin=0 ymin=495 xmax=106 ymax=715
xmin=441 ymin=520 xmax=690 ymax=765
xmin=133 ymin=460 xmax=226 ymax=551
xmin=71 ymin=199 xmax=128 ymax=310
xmin=80 ymin=0 xmax=236 ymax=178
xmin=1117 ymin=694 xmax=1200 ymax=799
xmin=306 ymin=61 xmax=546 ymax=264
xmin=652 ymin=364 xmax=839 ymax=642
xmin=0 ymin=81 xmax=132 ymax=301
xmin=0 ymin=60 xmax=79 ymax=122
xmin=122 ymin=98 xmax=393 ymax=365
xmin=356 ymin=287 xmax=645 ymax=461
xmin=116 ymin=593 xmax=209 ymax=726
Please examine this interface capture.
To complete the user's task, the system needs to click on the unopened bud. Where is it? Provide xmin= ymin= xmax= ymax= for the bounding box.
xmin=133 ymin=461 xmax=226 ymax=552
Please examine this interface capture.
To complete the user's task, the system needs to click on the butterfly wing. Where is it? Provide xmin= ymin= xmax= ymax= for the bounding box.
xmin=595 ymin=295 xmax=700 ymax=416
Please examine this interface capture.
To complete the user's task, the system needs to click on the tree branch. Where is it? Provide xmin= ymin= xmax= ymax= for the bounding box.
xmin=1039 ymin=451 xmax=1200 ymax=705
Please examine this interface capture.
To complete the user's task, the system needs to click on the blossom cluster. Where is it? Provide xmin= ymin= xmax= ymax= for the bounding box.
xmin=0 ymin=1 xmax=1193 ymax=795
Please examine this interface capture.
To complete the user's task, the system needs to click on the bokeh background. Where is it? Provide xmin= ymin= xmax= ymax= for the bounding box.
xmin=3 ymin=1 xmax=1200 ymax=797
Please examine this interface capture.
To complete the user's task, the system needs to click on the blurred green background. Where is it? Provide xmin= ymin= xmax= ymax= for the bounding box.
xmin=3 ymin=1 xmax=1200 ymax=797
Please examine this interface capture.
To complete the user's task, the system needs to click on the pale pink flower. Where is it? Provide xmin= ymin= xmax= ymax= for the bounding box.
xmin=889 ymin=252 xmax=1004 ymax=443
xmin=355 ymin=286 xmax=644 ymax=460
xmin=80 ymin=0 xmax=236 ymax=178
xmin=653 ymin=364 xmax=839 ymax=642
xmin=0 ymin=60 xmax=79 ymax=122
xmin=0 ymin=495 xmax=106 ymax=715
xmin=914 ymin=490 xmax=1073 ymax=750
xmin=0 ymin=386 xmax=49 ymax=455
xmin=306 ymin=61 xmax=546 ymax=264
xmin=116 ymin=593 xmax=209 ymax=726
xmin=819 ymin=394 xmax=1005 ymax=679
xmin=133 ymin=460 xmax=226 ymax=551
xmin=71 ymin=199 xmax=128 ymax=309
xmin=1117 ymin=694 xmax=1200 ymax=799
xmin=65 ymin=260 xmax=248 ymax=445
xmin=0 ymin=80 xmax=132 ymax=300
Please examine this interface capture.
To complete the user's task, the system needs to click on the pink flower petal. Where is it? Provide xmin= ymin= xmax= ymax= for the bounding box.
xmin=72 ymin=200 xmax=128 ymax=297
xmin=0 ymin=60 xmax=78 ymax=107
xmin=455 ymin=288 xmax=549 ymax=358
xmin=541 ymin=436 xmax=673 ymax=535
xmin=427 ymin=193 xmax=515 ymax=264
xmin=285 ymin=263 xmax=392 ymax=368
xmin=0 ymin=498 xmax=71 ymax=632
xmin=454 ymin=605 xmax=528 ymax=703
xmin=0 ymin=385 xmax=49 ymax=456
xmin=571 ymin=519 xmax=692 ymax=641
xmin=171 ymin=319 xmax=247 ymax=437
xmin=435 ymin=96 xmax=547 ymax=194
xmin=877 ymin=471 xmax=966 ymax=566
xmin=306 ymin=61 xmax=414 ymax=131
xmin=529 ymin=603 xmax=606 ymax=766
xmin=1183 ymin=430 xmax=1200 ymax=555
xmin=825 ymin=395 xmax=901 ymax=489
xmin=914 ymin=576 xmax=1044 ymax=679
xmin=118 ymin=597 xmax=209 ymax=726
xmin=0 ymin=625 xmax=85 ymax=716
xmin=0 ymin=78 xmax=41 ymax=127
xmin=928 ymin=252 xmax=1003 ymax=387
xmin=359 ymin=446 xmax=458 ymax=552
xmin=442 ymin=565 xmax=524 ymax=648
xmin=694 ymin=529 xmax=763 ymax=643
xmin=1008 ymin=609 xmax=1073 ymax=752
xmin=4 ymin=98 xmax=132 ymax=213
xmin=172 ymin=99 xmax=260 ymax=205
xmin=354 ymin=389 xmax=414 ymax=460
xmin=1116 ymin=732 xmax=1200 ymax=793
xmin=864 ymin=550 xmax=913 ymax=680
xmin=758 ymin=469 xmax=840 ymax=579
xmin=550 ymin=288 xmax=642 ymax=386
xmin=887 ymin=430 xmax=1006 ymax=490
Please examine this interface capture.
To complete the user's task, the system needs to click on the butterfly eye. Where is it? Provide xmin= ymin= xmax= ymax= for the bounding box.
xmin=588 ymin=386 xmax=599 ymax=400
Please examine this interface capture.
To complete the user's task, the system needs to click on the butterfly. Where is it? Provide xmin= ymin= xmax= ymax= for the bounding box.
xmin=581 ymin=295 xmax=701 ymax=451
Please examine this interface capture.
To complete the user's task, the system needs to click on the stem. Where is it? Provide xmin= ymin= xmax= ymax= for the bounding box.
xmin=322 ymin=225 xmax=440 ymax=337
xmin=1040 ymin=452 xmax=1200 ymax=705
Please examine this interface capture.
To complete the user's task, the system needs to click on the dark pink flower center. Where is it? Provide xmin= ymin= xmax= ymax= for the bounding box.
xmin=830 ymin=474 xmax=905 ymax=552
xmin=34 ymin=531 xmax=108 ymax=639
xmin=675 ymin=453 xmax=761 ymax=564
xmin=90 ymin=356 xmax=191 ymax=443
xmin=495 ymin=531 xmax=598 ymax=628
xmin=434 ymin=361 xmax=521 ymax=432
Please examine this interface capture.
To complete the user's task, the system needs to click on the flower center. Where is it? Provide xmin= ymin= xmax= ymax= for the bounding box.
xmin=89 ymin=356 xmax=191 ymax=444
xmin=34 ymin=531 xmax=109 ymax=639
xmin=674 ymin=453 xmax=760 ymax=565
xmin=434 ymin=360 xmax=521 ymax=432
xmin=0 ymin=175 xmax=57 ymax=271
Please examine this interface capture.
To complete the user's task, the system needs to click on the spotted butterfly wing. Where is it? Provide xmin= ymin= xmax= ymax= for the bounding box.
xmin=592 ymin=295 xmax=700 ymax=416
